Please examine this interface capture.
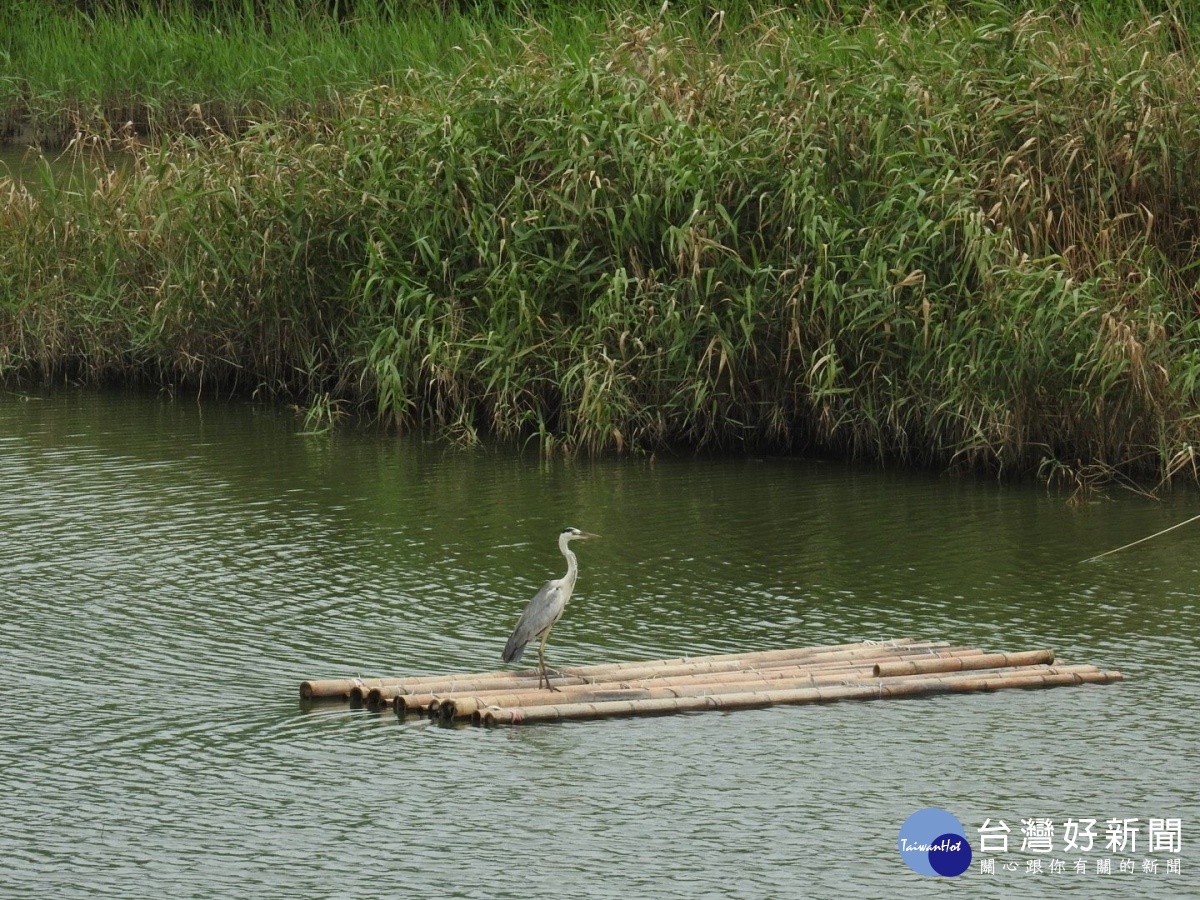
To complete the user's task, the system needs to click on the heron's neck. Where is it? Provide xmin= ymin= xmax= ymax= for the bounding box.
xmin=559 ymin=535 xmax=579 ymax=584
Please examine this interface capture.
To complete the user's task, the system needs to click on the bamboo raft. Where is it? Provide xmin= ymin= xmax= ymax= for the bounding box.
xmin=299 ymin=638 xmax=1123 ymax=726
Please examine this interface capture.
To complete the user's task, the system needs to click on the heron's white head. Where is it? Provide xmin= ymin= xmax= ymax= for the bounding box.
xmin=561 ymin=526 xmax=600 ymax=542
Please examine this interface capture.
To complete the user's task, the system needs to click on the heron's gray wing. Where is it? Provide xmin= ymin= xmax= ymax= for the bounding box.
xmin=501 ymin=579 xmax=563 ymax=662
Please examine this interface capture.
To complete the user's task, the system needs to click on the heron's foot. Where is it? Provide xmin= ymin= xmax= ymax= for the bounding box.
xmin=536 ymin=666 xmax=565 ymax=691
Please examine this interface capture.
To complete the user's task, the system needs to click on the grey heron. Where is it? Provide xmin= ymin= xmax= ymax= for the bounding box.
xmin=502 ymin=526 xmax=600 ymax=690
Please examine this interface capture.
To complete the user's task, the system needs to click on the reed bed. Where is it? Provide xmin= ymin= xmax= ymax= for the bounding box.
xmin=297 ymin=639 xmax=1123 ymax=726
xmin=4 ymin=4 xmax=1200 ymax=480
xmin=0 ymin=1 xmax=536 ymax=141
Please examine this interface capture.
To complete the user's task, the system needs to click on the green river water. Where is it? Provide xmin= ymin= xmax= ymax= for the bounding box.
xmin=1 ymin=390 xmax=1197 ymax=898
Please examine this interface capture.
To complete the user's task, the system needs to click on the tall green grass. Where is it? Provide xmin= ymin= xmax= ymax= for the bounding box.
xmin=3 ymin=6 xmax=1200 ymax=482
xmin=1 ymin=0 xmax=599 ymax=138
xmin=2 ymin=2 xmax=1196 ymax=142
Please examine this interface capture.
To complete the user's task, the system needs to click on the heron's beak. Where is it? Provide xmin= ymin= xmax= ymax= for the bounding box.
xmin=579 ymin=531 xmax=600 ymax=539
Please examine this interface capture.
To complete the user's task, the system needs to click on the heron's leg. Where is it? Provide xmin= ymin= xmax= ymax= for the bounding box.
xmin=537 ymin=631 xmax=559 ymax=692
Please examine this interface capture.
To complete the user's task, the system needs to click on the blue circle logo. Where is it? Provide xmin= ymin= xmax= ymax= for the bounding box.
xmin=898 ymin=808 xmax=972 ymax=877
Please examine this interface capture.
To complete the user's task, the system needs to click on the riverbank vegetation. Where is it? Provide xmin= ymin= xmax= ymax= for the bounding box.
xmin=2 ymin=2 xmax=1200 ymax=485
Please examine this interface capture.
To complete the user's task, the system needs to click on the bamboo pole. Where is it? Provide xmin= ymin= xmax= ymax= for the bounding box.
xmin=872 ymin=649 xmax=1054 ymax=677
xmin=397 ymin=664 xmax=813 ymax=714
xmin=477 ymin=667 xmax=1124 ymax=725
xmin=447 ymin=688 xmax=657 ymax=717
xmin=576 ymin=643 xmax=961 ymax=685
xmin=431 ymin=651 xmax=995 ymax=719
xmin=302 ymin=669 xmax=540 ymax=701
xmin=537 ymin=638 xmax=947 ymax=680
xmin=299 ymin=678 xmax=364 ymax=701
xmin=446 ymin=663 xmax=1103 ymax=720
xmin=365 ymin=640 xmax=968 ymax=701
xmin=382 ymin=647 xmax=993 ymax=714
xmin=374 ymin=646 xmax=987 ymax=711
xmin=871 ymin=668 xmax=1123 ymax=700
xmin=1081 ymin=511 xmax=1200 ymax=563
xmin=300 ymin=638 xmax=945 ymax=699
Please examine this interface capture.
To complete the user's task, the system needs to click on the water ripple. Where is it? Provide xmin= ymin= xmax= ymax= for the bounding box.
xmin=1 ymin=394 xmax=1196 ymax=898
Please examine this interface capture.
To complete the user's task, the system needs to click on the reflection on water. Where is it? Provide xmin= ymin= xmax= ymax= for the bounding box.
xmin=0 ymin=143 xmax=132 ymax=196
xmin=1 ymin=389 xmax=1197 ymax=897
